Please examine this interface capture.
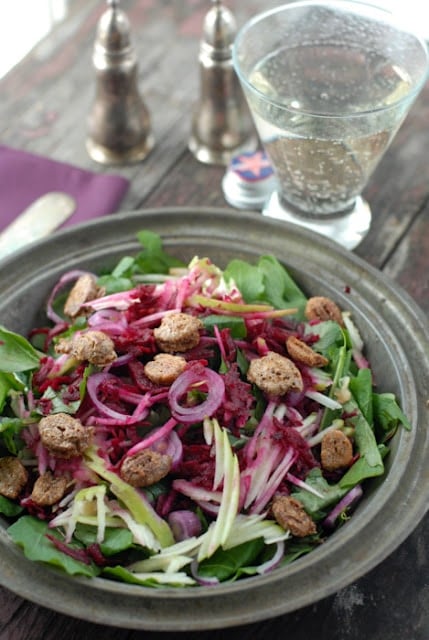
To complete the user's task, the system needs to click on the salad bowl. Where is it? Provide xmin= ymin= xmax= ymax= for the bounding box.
xmin=0 ymin=207 xmax=427 ymax=630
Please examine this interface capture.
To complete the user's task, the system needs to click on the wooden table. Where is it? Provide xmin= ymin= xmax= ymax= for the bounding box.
xmin=0 ymin=1 xmax=428 ymax=638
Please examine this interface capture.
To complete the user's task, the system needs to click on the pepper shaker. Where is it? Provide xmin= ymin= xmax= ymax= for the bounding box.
xmin=86 ymin=0 xmax=154 ymax=165
xmin=188 ymin=0 xmax=257 ymax=165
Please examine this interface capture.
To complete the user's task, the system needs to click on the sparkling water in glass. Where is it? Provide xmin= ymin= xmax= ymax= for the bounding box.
xmin=233 ymin=1 xmax=429 ymax=249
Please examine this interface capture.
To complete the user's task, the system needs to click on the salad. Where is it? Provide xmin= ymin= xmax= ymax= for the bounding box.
xmin=0 ymin=231 xmax=411 ymax=587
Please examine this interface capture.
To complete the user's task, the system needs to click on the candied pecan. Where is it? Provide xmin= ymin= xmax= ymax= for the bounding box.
xmin=286 ymin=335 xmax=329 ymax=367
xmin=64 ymin=273 xmax=104 ymax=318
xmin=272 ymin=495 xmax=317 ymax=537
xmin=0 ymin=457 xmax=28 ymax=499
xmin=31 ymin=471 xmax=69 ymax=506
xmin=305 ymin=296 xmax=343 ymax=326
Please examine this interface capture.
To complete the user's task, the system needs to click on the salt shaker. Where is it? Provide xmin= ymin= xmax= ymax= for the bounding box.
xmin=86 ymin=0 xmax=154 ymax=165
xmin=188 ymin=0 xmax=257 ymax=165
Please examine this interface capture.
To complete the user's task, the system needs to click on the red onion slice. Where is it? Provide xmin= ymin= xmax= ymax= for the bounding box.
xmin=168 ymin=367 xmax=225 ymax=423
xmin=322 ymin=484 xmax=363 ymax=529
xmin=256 ymin=540 xmax=285 ymax=575
xmin=190 ymin=559 xmax=220 ymax=586
xmin=86 ymin=372 xmax=149 ymax=424
xmin=46 ymin=269 xmax=92 ymax=323
xmin=168 ymin=510 xmax=202 ymax=541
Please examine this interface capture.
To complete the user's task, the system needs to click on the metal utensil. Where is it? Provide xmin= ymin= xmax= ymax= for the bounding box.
xmin=0 ymin=192 xmax=76 ymax=261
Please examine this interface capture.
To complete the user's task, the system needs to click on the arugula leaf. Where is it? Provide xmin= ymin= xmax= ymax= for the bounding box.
xmin=197 ymin=538 xmax=265 ymax=581
xmin=291 ymin=468 xmax=349 ymax=520
xmin=74 ymin=523 xmax=134 ymax=556
xmin=0 ymin=417 xmax=30 ymax=454
xmin=349 ymin=368 xmax=373 ymax=425
xmin=308 ymin=320 xmax=344 ymax=354
xmin=281 ymin=538 xmax=318 ymax=564
xmin=0 ymin=326 xmax=41 ymax=373
xmin=223 ymin=260 xmax=265 ymax=303
xmin=223 ymin=255 xmax=307 ymax=317
xmin=135 ymin=230 xmax=185 ymax=274
xmin=340 ymin=398 xmax=384 ymax=488
xmin=201 ymin=314 xmax=247 ymax=339
xmin=372 ymin=392 xmax=412 ymax=442
xmin=257 ymin=255 xmax=307 ymax=316
xmin=40 ymin=387 xmax=81 ymax=414
xmin=0 ymin=495 xmax=24 ymax=517
xmin=8 ymin=516 xmax=99 ymax=577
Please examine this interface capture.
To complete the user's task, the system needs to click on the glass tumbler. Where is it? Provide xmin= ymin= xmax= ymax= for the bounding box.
xmin=233 ymin=0 xmax=429 ymax=249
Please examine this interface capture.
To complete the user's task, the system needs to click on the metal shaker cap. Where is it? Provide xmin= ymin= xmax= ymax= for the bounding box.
xmin=94 ymin=0 xmax=132 ymax=57
xmin=222 ymin=150 xmax=277 ymax=210
xmin=201 ymin=0 xmax=237 ymax=60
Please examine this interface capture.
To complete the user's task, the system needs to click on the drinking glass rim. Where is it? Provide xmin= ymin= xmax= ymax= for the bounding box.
xmin=232 ymin=0 xmax=429 ymax=120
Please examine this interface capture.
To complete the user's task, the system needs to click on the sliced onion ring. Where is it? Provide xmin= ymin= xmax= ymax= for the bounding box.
xmin=322 ymin=484 xmax=363 ymax=529
xmin=190 ymin=559 xmax=220 ymax=586
xmin=168 ymin=367 xmax=225 ymax=423
xmin=256 ymin=540 xmax=285 ymax=575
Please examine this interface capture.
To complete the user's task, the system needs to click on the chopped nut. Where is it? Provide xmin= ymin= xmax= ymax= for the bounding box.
xmin=272 ymin=495 xmax=317 ymax=537
xmin=31 ymin=471 xmax=69 ymax=506
xmin=305 ymin=296 xmax=343 ymax=326
xmin=64 ymin=273 xmax=104 ymax=318
xmin=286 ymin=335 xmax=329 ymax=367
xmin=0 ymin=457 xmax=28 ymax=499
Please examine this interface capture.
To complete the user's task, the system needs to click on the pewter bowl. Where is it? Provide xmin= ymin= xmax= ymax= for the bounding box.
xmin=0 ymin=208 xmax=427 ymax=630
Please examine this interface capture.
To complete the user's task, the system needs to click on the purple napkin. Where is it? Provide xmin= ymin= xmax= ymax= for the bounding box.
xmin=0 ymin=145 xmax=130 ymax=233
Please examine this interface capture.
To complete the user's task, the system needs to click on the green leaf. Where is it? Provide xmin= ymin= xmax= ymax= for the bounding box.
xmin=281 ymin=538 xmax=318 ymax=565
xmin=135 ymin=231 xmax=184 ymax=274
xmin=372 ymin=392 xmax=412 ymax=442
xmin=291 ymin=468 xmax=349 ymax=521
xmin=340 ymin=398 xmax=384 ymax=489
xmin=201 ymin=314 xmax=247 ymax=339
xmin=197 ymin=538 xmax=265 ymax=581
xmin=308 ymin=320 xmax=344 ymax=354
xmin=257 ymin=255 xmax=307 ymax=316
xmin=0 ymin=495 xmax=24 ymax=517
xmin=223 ymin=255 xmax=307 ymax=317
xmin=0 ymin=417 xmax=29 ymax=454
xmin=136 ymin=230 xmax=163 ymax=252
xmin=0 ymin=326 xmax=41 ymax=373
xmin=223 ymin=259 xmax=265 ymax=303
xmin=0 ymin=371 xmax=28 ymax=412
xmin=74 ymin=523 xmax=134 ymax=556
xmin=97 ymin=274 xmax=134 ymax=295
xmin=349 ymin=368 xmax=373 ymax=425
xmin=111 ymin=256 xmax=135 ymax=278
xmin=8 ymin=516 xmax=99 ymax=577
xmin=40 ymin=387 xmax=81 ymax=415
